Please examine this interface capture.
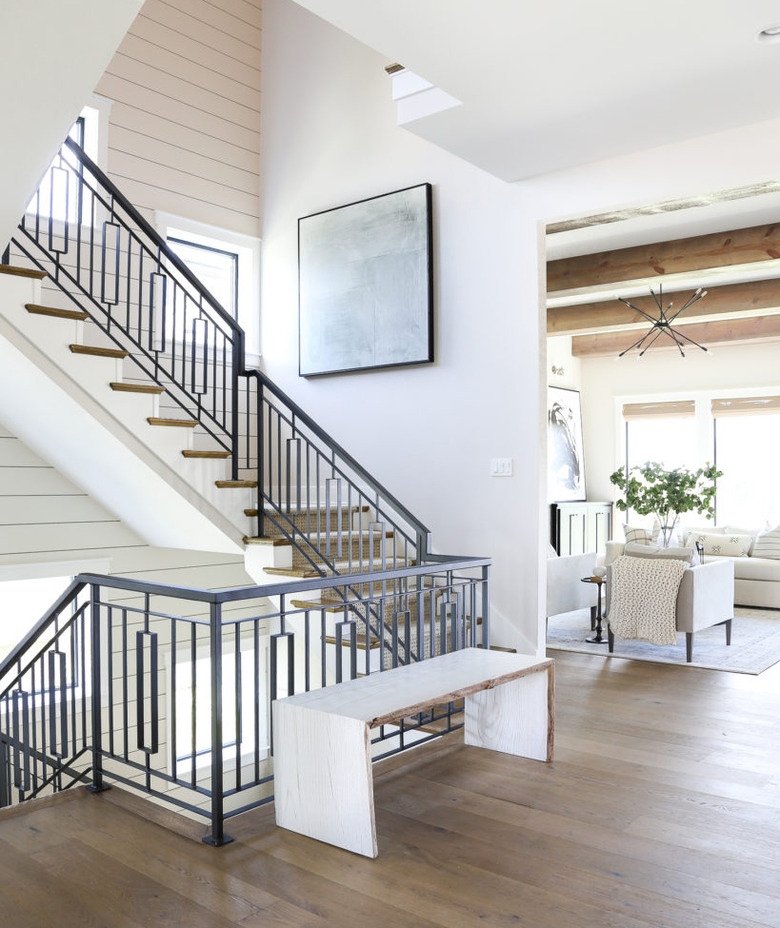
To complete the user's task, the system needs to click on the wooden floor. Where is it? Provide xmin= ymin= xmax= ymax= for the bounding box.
xmin=2 ymin=651 xmax=780 ymax=928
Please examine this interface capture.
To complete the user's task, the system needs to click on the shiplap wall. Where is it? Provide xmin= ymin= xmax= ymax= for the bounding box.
xmin=0 ymin=420 xmax=252 ymax=589
xmin=94 ymin=0 xmax=262 ymax=236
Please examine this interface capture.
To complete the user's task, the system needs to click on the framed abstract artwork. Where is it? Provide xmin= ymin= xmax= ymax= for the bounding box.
xmin=547 ymin=386 xmax=586 ymax=501
xmin=298 ymin=183 xmax=434 ymax=377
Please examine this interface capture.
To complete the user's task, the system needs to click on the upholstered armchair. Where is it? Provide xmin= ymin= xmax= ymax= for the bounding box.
xmin=547 ymin=551 xmax=599 ymax=625
xmin=606 ymin=557 xmax=734 ymax=662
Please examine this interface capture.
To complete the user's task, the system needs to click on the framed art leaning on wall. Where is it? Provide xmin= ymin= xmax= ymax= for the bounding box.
xmin=298 ymin=183 xmax=434 ymax=377
xmin=547 ymin=386 xmax=586 ymax=501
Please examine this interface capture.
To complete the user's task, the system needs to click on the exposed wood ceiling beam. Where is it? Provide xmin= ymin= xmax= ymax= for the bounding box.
xmin=547 ymin=223 xmax=780 ymax=292
xmin=548 ymin=278 xmax=780 ymax=336
xmin=571 ymin=314 xmax=780 ymax=358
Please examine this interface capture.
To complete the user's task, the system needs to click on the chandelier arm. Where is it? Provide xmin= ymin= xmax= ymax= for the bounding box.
xmin=665 ymin=326 xmax=709 ymax=352
xmin=618 ymin=297 xmax=658 ymax=324
xmin=618 ymin=328 xmax=659 ymax=357
xmin=666 ymin=289 xmax=705 ymax=325
xmin=657 ymin=326 xmax=688 ymax=357
xmin=637 ymin=326 xmax=671 ymax=357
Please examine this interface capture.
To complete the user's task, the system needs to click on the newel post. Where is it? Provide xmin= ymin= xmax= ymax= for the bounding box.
xmin=87 ymin=583 xmax=109 ymax=793
xmin=204 ymin=599 xmax=233 ymax=846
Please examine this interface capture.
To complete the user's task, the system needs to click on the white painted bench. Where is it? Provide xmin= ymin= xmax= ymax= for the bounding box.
xmin=272 ymin=648 xmax=554 ymax=857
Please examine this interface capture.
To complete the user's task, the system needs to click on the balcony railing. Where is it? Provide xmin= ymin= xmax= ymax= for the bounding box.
xmin=0 ymin=561 xmax=490 ymax=844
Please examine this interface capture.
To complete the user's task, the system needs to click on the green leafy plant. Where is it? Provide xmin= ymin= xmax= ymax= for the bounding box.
xmin=609 ymin=461 xmax=722 ymax=545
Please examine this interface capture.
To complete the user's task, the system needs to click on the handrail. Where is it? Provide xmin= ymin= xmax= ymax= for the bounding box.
xmin=75 ymin=557 xmax=487 ymax=604
xmin=250 ymin=370 xmax=430 ymax=542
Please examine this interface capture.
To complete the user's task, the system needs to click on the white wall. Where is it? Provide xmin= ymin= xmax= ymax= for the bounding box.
xmin=0 ymin=0 xmax=142 ymax=251
xmin=261 ymin=0 xmax=540 ymax=652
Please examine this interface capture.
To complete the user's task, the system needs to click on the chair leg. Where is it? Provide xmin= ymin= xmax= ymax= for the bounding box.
xmin=725 ymin=618 xmax=732 ymax=646
xmin=590 ymin=605 xmax=597 ymax=631
xmin=686 ymin=632 xmax=693 ymax=663
xmin=607 ymin=625 xmax=614 ymax=653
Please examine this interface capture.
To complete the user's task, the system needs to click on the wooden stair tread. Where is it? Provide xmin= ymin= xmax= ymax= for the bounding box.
xmin=26 ymin=303 xmax=87 ymax=321
xmin=264 ymin=566 xmax=323 ymax=579
xmin=289 ymin=599 xmax=344 ymax=613
xmin=264 ymin=558 xmax=414 ymax=580
xmin=243 ymin=536 xmax=291 ymax=546
xmin=110 ymin=382 xmax=165 ymax=395
xmin=324 ymin=633 xmax=380 ymax=650
xmin=70 ymin=344 xmax=128 ymax=359
xmin=0 ymin=265 xmax=47 ymax=280
xmin=244 ymin=505 xmax=370 ymax=518
xmin=216 ymin=479 xmax=257 ymax=488
xmin=182 ymin=450 xmax=231 ymax=459
xmin=148 ymin=417 xmax=197 ymax=428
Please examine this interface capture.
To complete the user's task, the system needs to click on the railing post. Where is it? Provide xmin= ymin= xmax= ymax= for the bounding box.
xmin=87 ymin=583 xmax=109 ymax=793
xmin=256 ymin=376 xmax=265 ymax=537
xmin=204 ymin=600 xmax=233 ymax=846
xmin=0 ymin=735 xmax=9 ymax=808
xmin=481 ymin=566 xmax=490 ymax=649
xmin=231 ymin=338 xmax=242 ymax=481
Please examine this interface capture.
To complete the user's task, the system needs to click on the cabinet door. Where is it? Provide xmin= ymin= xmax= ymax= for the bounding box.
xmin=553 ymin=502 xmax=612 ymax=555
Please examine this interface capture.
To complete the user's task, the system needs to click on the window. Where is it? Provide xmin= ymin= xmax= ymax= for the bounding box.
xmin=713 ymin=397 xmax=780 ymax=527
xmin=155 ymin=213 xmax=261 ymax=365
xmin=623 ymin=401 xmax=698 ymax=471
xmin=616 ymin=393 xmax=780 ymax=529
xmin=0 ymin=575 xmax=72 ymax=662
xmin=168 ymin=638 xmax=270 ymax=775
xmin=167 ymin=237 xmax=238 ymax=320
xmin=25 ymin=99 xmax=109 ymax=223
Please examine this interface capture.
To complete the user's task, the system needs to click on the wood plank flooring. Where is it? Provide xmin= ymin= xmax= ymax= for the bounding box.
xmin=1 ymin=650 xmax=779 ymax=927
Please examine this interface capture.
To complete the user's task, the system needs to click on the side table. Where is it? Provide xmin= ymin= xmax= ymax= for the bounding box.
xmin=580 ymin=575 xmax=608 ymax=644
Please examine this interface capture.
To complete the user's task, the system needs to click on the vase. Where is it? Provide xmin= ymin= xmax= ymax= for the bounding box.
xmin=657 ymin=522 xmax=678 ymax=548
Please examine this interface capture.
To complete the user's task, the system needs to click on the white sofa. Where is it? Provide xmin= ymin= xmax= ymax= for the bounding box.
xmin=606 ymin=528 xmax=780 ymax=609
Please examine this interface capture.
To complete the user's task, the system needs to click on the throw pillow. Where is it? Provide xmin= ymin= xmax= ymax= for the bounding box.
xmin=751 ymin=526 xmax=780 ymax=560
xmin=624 ymin=541 xmax=695 ymax=565
xmin=623 ymin=523 xmax=659 ymax=546
xmin=684 ymin=531 xmax=751 ymax=557
xmin=724 ymin=525 xmax=761 ymax=555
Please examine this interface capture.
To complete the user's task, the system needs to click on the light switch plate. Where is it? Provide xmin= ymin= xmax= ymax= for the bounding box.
xmin=490 ymin=457 xmax=513 ymax=477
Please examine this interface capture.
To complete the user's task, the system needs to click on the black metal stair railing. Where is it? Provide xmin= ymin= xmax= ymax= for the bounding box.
xmin=4 ymin=133 xmax=435 ymax=575
xmin=0 ymin=562 xmax=491 ymax=845
xmin=6 ymin=136 xmax=245 ymax=470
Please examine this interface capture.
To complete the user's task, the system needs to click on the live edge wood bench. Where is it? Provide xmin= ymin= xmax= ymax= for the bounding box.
xmin=272 ymin=648 xmax=554 ymax=857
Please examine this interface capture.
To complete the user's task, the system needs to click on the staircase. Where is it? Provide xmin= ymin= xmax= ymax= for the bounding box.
xmin=0 ymin=130 xmax=493 ymax=843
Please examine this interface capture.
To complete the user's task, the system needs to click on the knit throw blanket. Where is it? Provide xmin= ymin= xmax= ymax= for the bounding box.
xmin=608 ymin=555 xmax=687 ymax=646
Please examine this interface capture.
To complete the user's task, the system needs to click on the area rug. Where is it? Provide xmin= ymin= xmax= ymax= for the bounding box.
xmin=546 ymin=606 xmax=780 ymax=674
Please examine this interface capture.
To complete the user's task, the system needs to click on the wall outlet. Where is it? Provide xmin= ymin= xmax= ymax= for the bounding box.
xmin=490 ymin=457 xmax=513 ymax=477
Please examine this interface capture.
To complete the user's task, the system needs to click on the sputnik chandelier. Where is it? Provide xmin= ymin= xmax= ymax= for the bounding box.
xmin=617 ymin=284 xmax=708 ymax=358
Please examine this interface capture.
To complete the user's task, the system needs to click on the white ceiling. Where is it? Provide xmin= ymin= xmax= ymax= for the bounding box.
xmin=290 ymin=0 xmax=780 ymax=184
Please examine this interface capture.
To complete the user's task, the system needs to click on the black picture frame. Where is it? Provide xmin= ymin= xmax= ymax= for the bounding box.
xmin=298 ymin=183 xmax=434 ymax=377
xmin=547 ymin=386 xmax=586 ymax=501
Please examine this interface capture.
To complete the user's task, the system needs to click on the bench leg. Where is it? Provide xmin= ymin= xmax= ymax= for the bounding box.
xmin=273 ymin=702 xmax=377 ymax=858
xmin=464 ymin=665 xmax=553 ymax=762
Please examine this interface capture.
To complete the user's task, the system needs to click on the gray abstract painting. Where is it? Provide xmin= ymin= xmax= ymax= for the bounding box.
xmin=298 ymin=184 xmax=433 ymax=376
